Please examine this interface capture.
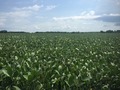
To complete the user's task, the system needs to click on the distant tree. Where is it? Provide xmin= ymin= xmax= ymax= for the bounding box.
xmin=100 ymin=30 xmax=104 ymax=33
xmin=8 ymin=31 xmax=27 ymax=33
xmin=116 ymin=30 xmax=120 ymax=33
xmin=0 ymin=30 xmax=7 ymax=33
xmin=106 ymin=30 xmax=114 ymax=33
xmin=71 ymin=31 xmax=80 ymax=34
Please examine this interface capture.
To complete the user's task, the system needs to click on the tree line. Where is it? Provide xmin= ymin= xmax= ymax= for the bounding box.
xmin=0 ymin=30 xmax=27 ymax=33
xmin=100 ymin=30 xmax=120 ymax=33
xmin=0 ymin=30 xmax=120 ymax=33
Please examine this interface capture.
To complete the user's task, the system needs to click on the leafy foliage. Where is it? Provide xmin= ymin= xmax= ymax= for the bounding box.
xmin=0 ymin=33 xmax=120 ymax=90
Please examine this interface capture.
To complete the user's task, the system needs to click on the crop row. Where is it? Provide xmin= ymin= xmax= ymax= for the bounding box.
xmin=0 ymin=33 xmax=120 ymax=90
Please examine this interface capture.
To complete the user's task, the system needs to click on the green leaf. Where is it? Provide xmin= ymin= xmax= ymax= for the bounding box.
xmin=6 ymin=66 xmax=12 ymax=76
xmin=83 ymin=77 xmax=91 ymax=81
xmin=2 ymin=69 xmax=10 ymax=77
xmin=55 ymin=70 xmax=60 ymax=75
xmin=23 ymin=75 xmax=28 ymax=80
xmin=13 ymin=86 xmax=21 ymax=90
xmin=65 ymin=80 xmax=70 ymax=87
xmin=26 ymin=62 xmax=30 ymax=68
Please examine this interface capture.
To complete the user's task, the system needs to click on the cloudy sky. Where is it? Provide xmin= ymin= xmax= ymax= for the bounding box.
xmin=0 ymin=0 xmax=120 ymax=32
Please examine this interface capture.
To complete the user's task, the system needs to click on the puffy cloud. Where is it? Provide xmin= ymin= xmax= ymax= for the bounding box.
xmin=33 ymin=18 xmax=106 ymax=32
xmin=14 ymin=4 xmax=43 ymax=11
xmin=0 ymin=4 xmax=44 ymax=31
xmin=52 ymin=11 xmax=120 ymax=29
xmin=53 ymin=11 xmax=100 ymax=21
xmin=0 ymin=10 xmax=31 ymax=27
xmin=53 ymin=15 xmax=100 ymax=21
xmin=0 ymin=4 xmax=44 ymax=24
xmin=46 ymin=5 xmax=56 ymax=10
xmin=81 ymin=10 xmax=95 ymax=16
xmin=53 ymin=11 xmax=120 ymax=24
xmin=3 ymin=4 xmax=43 ymax=19
xmin=7 ymin=11 xmax=32 ymax=18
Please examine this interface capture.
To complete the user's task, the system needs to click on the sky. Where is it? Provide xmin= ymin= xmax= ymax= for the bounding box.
xmin=0 ymin=0 xmax=120 ymax=32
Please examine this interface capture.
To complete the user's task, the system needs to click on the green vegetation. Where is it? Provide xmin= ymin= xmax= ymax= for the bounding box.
xmin=0 ymin=33 xmax=120 ymax=90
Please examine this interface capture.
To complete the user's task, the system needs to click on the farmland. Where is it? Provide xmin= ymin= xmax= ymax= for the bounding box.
xmin=0 ymin=33 xmax=120 ymax=90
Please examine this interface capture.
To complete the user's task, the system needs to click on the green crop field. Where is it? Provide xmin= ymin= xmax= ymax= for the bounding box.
xmin=0 ymin=33 xmax=120 ymax=90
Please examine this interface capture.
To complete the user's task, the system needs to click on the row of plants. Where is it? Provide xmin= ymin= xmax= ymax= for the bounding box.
xmin=0 ymin=33 xmax=120 ymax=90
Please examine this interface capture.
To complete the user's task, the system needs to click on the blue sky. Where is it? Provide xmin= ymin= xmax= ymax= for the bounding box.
xmin=0 ymin=0 xmax=120 ymax=32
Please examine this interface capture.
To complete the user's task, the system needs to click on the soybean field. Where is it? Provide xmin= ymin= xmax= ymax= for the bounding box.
xmin=0 ymin=33 xmax=120 ymax=90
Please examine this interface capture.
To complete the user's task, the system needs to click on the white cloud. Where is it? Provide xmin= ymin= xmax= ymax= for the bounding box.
xmin=53 ymin=10 xmax=120 ymax=21
xmin=31 ymin=4 xmax=43 ymax=11
xmin=0 ymin=11 xmax=31 ymax=26
xmin=33 ymin=19 xmax=108 ymax=32
xmin=0 ymin=4 xmax=43 ymax=30
xmin=14 ymin=4 xmax=43 ymax=11
xmin=109 ymin=13 xmax=120 ymax=16
xmin=53 ymin=15 xmax=100 ymax=21
xmin=46 ymin=5 xmax=56 ymax=10
xmin=1 ymin=4 xmax=44 ymax=23
xmin=81 ymin=10 xmax=95 ymax=16
xmin=7 ymin=11 xmax=32 ymax=18
xmin=53 ymin=11 xmax=100 ymax=21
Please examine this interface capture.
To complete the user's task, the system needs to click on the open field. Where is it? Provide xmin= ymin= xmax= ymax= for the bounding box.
xmin=0 ymin=33 xmax=120 ymax=90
